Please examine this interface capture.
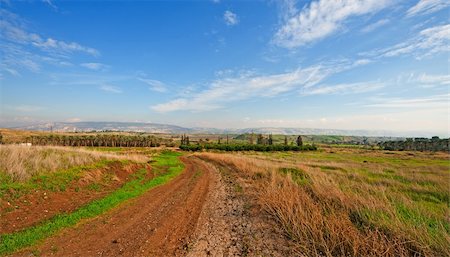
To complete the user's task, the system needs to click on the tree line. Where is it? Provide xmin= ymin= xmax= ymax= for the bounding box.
xmin=24 ymin=134 xmax=174 ymax=147
xmin=179 ymin=143 xmax=317 ymax=152
xmin=379 ymin=137 xmax=449 ymax=152
xmin=179 ymin=134 xmax=317 ymax=152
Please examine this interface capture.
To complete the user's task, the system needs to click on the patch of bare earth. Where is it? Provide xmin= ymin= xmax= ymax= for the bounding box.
xmin=0 ymin=162 xmax=148 ymax=234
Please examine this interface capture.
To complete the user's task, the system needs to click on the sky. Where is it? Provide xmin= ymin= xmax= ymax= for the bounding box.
xmin=0 ymin=0 xmax=449 ymax=136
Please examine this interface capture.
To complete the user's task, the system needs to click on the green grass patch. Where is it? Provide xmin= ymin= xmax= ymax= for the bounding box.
xmin=0 ymin=160 xmax=114 ymax=200
xmin=279 ymin=167 xmax=310 ymax=185
xmin=0 ymin=151 xmax=184 ymax=256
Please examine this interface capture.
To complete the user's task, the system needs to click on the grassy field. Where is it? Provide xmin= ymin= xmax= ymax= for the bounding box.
xmin=0 ymin=145 xmax=148 ymax=182
xmin=197 ymin=147 xmax=450 ymax=256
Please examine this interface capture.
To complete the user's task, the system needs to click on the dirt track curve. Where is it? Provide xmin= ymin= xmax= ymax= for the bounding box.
xmin=14 ymin=155 xmax=296 ymax=257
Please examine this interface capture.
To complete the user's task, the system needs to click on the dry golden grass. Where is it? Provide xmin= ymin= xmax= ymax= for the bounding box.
xmin=0 ymin=145 xmax=148 ymax=182
xmin=197 ymin=149 xmax=450 ymax=256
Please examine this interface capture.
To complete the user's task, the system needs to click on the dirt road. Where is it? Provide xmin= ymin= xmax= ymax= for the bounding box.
xmin=15 ymin=155 xmax=295 ymax=257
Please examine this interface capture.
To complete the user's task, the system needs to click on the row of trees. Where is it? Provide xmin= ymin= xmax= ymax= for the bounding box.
xmin=379 ymin=137 xmax=449 ymax=152
xmin=25 ymin=134 xmax=174 ymax=147
xmin=179 ymin=134 xmax=314 ymax=152
xmin=179 ymin=143 xmax=317 ymax=152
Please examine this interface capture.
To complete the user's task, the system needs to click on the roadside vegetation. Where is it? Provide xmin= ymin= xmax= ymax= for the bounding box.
xmin=0 ymin=145 xmax=147 ymax=182
xmin=197 ymin=148 xmax=450 ymax=256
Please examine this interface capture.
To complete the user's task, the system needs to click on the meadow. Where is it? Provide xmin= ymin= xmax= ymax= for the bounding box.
xmin=196 ymin=147 xmax=450 ymax=256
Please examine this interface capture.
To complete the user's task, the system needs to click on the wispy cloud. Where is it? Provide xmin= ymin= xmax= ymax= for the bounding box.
xmin=406 ymin=0 xmax=450 ymax=17
xmin=80 ymin=62 xmax=109 ymax=71
xmin=365 ymin=94 xmax=449 ymax=108
xmin=300 ymin=81 xmax=384 ymax=96
xmin=0 ymin=12 xmax=99 ymax=56
xmin=100 ymin=84 xmax=122 ymax=94
xmin=42 ymin=0 xmax=58 ymax=11
xmin=224 ymin=10 xmax=239 ymax=26
xmin=274 ymin=0 xmax=391 ymax=48
xmin=151 ymin=59 xmax=370 ymax=112
xmin=0 ymin=9 xmax=99 ymax=76
xmin=138 ymin=78 xmax=168 ymax=93
xmin=361 ymin=19 xmax=390 ymax=33
xmin=416 ymin=73 xmax=450 ymax=86
xmin=363 ymin=24 xmax=450 ymax=59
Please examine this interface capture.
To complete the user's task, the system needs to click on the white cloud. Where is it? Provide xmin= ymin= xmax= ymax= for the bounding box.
xmin=406 ymin=0 xmax=450 ymax=17
xmin=0 ymin=10 xmax=100 ymax=75
xmin=361 ymin=19 xmax=390 ymax=33
xmin=100 ymin=84 xmax=122 ymax=94
xmin=364 ymin=24 xmax=450 ymax=59
xmin=32 ymin=38 xmax=99 ymax=56
xmin=274 ymin=0 xmax=391 ymax=48
xmin=224 ymin=11 xmax=239 ymax=26
xmin=151 ymin=59 xmax=370 ymax=112
xmin=300 ymin=82 xmax=384 ymax=96
xmin=365 ymin=94 xmax=449 ymax=108
xmin=138 ymin=78 xmax=168 ymax=93
xmin=416 ymin=73 xmax=450 ymax=86
xmin=0 ymin=10 xmax=98 ymax=54
xmin=80 ymin=62 xmax=108 ymax=71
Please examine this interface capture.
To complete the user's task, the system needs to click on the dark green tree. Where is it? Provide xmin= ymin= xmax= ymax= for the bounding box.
xmin=296 ymin=135 xmax=303 ymax=147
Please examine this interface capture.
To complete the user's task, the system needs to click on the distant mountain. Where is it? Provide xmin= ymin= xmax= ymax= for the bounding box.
xmin=14 ymin=122 xmax=193 ymax=134
xmin=11 ymin=121 xmax=445 ymax=138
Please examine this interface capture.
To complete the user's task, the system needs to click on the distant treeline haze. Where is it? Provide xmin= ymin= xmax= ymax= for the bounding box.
xmin=24 ymin=135 xmax=175 ymax=147
xmin=379 ymin=137 xmax=449 ymax=152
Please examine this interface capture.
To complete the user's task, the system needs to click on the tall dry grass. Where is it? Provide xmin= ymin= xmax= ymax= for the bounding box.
xmin=0 ymin=145 xmax=148 ymax=182
xmin=197 ymin=151 xmax=450 ymax=256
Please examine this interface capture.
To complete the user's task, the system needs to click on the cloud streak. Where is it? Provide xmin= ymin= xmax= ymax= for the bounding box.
xmin=100 ymin=84 xmax=122 ymax=94
xmin=300 ymin=82 xmax=384 ymax=96
xmin=151 ymin=59 xmax=370 ymax=112
xmin=0 ymin=9 xmax=99 ymax=76
xmin=274 ymin=0 xmax=391 ymax=48
xmin=406 ymin=0 xmax=450 ymax=17
xmin=0 ymin=12 xmax=99 ymax=57
xmin=363 ymin=24 xmax=450 ymax=59
xmin=138 ymin=78 xmax=168 ymax=93
xmin=365 ymin=94 xmax=449 ymax=108
xmin=361 ymin=19 xmax=390 ymax=33
xmin=80 ymin=62 xmax=109 ymax=71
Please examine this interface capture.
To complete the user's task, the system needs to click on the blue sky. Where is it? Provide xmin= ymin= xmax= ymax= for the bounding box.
xmin=0 ymin=0 xmax=449 ymax=135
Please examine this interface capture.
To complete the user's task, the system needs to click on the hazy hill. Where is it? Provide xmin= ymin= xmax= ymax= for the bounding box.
xmin=8 ymin=121 xmax=444 ymax=138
